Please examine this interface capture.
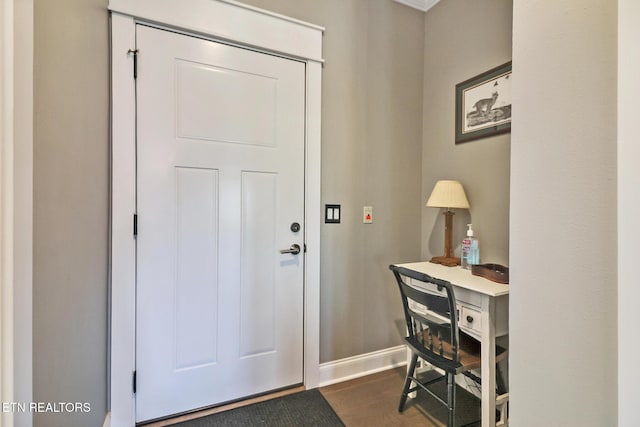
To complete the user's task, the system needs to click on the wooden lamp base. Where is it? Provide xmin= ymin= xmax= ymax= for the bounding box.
xmin=429 ymin=255 xmax=461 ymax=267
xmin=429 ymin=210 xmax=460 ymax=267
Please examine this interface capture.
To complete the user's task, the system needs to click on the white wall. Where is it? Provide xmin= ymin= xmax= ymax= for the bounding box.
xmin=618 ymin=0 xmax=640 ymax=424
xmin=510 ymin=0 xmax=617 ymax=425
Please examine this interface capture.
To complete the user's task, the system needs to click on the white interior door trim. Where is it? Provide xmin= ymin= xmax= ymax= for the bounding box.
xmin=0 ymin=0 xmax=16 ymax=421
xmin=108 ymin=0 xmax=323 ymax=63
xmin=1 ymin=1 xmax=33 ymax=426
xmin=109 ymin=2 xmax=323 ymax=425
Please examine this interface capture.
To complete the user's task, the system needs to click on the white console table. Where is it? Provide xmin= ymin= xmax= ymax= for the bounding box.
xmin=393 ymin=262 xmax=509 ymax=427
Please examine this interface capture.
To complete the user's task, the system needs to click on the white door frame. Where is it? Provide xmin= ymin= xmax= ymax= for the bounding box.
xmin=1 ymin=1 xmax=33 ymax=426
xmin=109 ymin=1 xmax=323 ymax=425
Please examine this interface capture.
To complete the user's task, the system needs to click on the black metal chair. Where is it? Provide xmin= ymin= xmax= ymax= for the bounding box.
xmin=389 ymin=264 xmax=506 ymax=427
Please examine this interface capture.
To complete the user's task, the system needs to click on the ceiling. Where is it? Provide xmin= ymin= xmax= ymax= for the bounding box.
xmin=393 ymin=0 xmax=441 ymax=12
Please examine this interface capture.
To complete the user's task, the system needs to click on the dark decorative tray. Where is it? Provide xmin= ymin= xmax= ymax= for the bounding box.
xmin=471 ymin=263 xmax=509 ymax=284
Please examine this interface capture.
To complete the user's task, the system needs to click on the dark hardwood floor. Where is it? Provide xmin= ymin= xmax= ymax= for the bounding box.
xmin=320 ymin=367 xmax=441 ymax=427
xmin=144 ymin=367 xmax=480 ymax=427
xmin=320 ymin=367 xmax=480 ymax=427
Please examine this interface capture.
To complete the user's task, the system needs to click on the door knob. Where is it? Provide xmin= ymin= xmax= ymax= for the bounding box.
xmin=280 ymin=244 xmax=301 ymax=255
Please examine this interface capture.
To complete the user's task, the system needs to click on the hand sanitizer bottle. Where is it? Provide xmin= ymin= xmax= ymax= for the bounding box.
xmin=461 ymin=224 xmax=479 ymax=270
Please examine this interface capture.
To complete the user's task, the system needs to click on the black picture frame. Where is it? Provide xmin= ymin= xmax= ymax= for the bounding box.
xmin=455 ymin=61 xmax=512 ymax=144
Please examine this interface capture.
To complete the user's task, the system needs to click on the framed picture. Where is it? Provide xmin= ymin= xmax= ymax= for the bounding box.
xmin=455 ymin=61 xmax=512 ymax=144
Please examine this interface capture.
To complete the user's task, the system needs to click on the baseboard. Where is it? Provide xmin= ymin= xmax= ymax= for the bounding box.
xmin=318 ymin=345 xmax=407 ymax=387
xmin=102 ymin=412 xmax=111 ymax=427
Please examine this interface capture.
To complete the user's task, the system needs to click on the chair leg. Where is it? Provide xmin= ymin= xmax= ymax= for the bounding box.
xmin=398 ymin=353 xmax=419 ymax=412
xmin=447 ymin=372 xmax=456 ymax=427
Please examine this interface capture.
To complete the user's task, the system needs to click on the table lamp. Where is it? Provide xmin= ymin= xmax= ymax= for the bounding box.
xmin=426 ymin=180 xmax=470 ymax=266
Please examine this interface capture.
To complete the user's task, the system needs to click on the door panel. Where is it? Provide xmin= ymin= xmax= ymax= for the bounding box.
xmin=174 ymin=167 xmax=219 ymax=370
xmin=135 ymin=25 xmax=305 ymax=422
xmin=240 ymin=171 xmax=277 ymax=357
xmin=176 ymin=59 xmax=277 ymax=146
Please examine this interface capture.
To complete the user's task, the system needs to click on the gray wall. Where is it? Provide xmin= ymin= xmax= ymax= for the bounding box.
xmin=421 ymin=0 xmax=512 ymax=266
xmin=33 ymin=0 xmax=109 ymax=426
xmin=32 ymin=2 xmax=423 ymax=426
xmin=510 ymin=0 xmax=617 ymax=425
xmin=241 ymin=0 xmax=425 ymax=362
xmin=26 ymin=0 xmax=630 ymax=425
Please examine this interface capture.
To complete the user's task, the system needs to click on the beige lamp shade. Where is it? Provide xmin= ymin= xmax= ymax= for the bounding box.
xmin=426 ymin=180 xmax=470 ymax=209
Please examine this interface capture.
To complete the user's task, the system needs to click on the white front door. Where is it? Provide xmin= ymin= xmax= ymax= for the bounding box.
xmin=135 ymin=25 xmax=306 ymax=422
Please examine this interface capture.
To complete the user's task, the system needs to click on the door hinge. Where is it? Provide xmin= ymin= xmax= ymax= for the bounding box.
xmin=127 ymin=49 xmax=139 ymax=79
xmin=133 ymin=214 xmax=138 ymax=237
xmin=132 ymin=370 xmax=137 ymax=394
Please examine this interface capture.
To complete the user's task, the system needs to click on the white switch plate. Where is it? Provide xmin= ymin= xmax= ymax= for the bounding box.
xmin=363 ymin=206 xmax=373 ymax=224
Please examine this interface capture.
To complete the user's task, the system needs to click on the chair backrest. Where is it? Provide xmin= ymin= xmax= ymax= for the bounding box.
xmin=390 ymin=265 xmax=461 ymax=366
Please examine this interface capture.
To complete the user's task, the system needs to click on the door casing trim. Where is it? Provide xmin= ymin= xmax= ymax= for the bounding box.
xmin=109 ymin=2 xmax=323 ymax=425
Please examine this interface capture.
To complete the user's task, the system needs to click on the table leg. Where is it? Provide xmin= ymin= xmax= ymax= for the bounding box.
xmin=481 ymin=296 xmax=496 ymax=427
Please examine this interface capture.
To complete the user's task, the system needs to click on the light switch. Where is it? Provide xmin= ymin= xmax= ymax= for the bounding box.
xmin=363 ymin=206 xmax=373 ymax=224
xmin=325 ymin=204 xmax=340 ymax=224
